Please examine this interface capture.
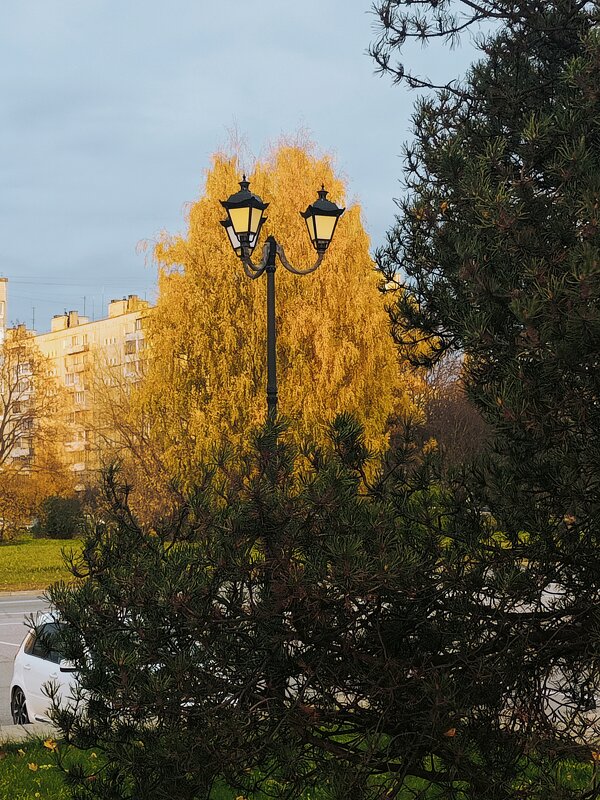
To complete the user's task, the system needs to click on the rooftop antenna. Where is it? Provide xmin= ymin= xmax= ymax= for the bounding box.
xmin=32 ymin=307 xmax=35 ymax=331
xmin=83 ymin=296 xmax=86 ymax=317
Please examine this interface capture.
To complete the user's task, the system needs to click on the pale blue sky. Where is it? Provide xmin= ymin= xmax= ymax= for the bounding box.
xmin=1 ymin=1 xmax=480 ymax=330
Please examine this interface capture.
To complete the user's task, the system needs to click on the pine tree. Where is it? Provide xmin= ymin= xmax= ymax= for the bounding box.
xmin=373 ymin=0 xmax=600 ymax=792
xmin=375 ymin=0 xmax=600 ymax=554
xmin=47 ymin=420 xmax=485 ymax=800
xmin=49 ymin=414 xmax=600 ymax=800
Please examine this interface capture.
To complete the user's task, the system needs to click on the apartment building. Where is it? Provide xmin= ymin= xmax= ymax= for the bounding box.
xmin=1 ymin=279 xmax=150 ymax=480
xmin=0 ymin=278 xmax=7 ymax=346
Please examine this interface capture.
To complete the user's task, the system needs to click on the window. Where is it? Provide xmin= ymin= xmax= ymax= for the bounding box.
xmin=75 ymin=391 xmax=85 ymax=405
xmin=135 ymin=317 xmax=143 ymax=331
xmin=125 ymin=340 xmax=136 ymax=355
xmin=26 ymin=622 xmax=66 ymax=664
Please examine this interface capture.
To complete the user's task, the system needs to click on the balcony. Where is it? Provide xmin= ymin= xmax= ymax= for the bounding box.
xmin=65 ymin=440 xmax=87 ymax=452
xmin=67 ymin=343 xmax=89 ymax=356
xmin=65 ymin=362 xmax=86 ymax=374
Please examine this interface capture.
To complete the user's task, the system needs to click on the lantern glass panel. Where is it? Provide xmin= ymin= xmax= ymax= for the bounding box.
xmin=314 ymin=214 xmax=337 ymax=243
xmin=228 ymin=206 xmax=252 ymax=236
xmin=304 ymin=215 xmax=317 ymax=244
xmin=225 ymin=223 xmax=242 ymax=256
xmin=250 ymin=206 xmax=265 ymax=235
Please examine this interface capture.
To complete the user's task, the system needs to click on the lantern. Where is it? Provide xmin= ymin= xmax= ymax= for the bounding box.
xmin=301 ymin=186 xmax=344 ymax=252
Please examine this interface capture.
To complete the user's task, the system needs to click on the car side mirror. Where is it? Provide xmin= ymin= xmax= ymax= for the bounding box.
xmin=59 ymin=659 xmax=76 ymax=673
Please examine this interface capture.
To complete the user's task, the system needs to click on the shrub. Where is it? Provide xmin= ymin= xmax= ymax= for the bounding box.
xmin=36 ymin=496 xmax=83 ymax=539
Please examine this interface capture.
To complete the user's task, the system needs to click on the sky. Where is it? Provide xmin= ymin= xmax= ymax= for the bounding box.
xmin=2 ymin=1 xmax=481 ymax=331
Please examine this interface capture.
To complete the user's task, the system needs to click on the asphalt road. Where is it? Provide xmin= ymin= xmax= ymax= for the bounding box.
xmin=0 ymin=592 xmax=49 ymax=726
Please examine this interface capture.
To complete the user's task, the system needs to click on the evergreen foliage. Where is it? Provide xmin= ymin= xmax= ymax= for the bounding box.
xmin=36 ymin=496 xmax=83 ymax=539
xmin=49 ymin=418 xmax=599 ymax=799
xmin=375 ymin=0 xmax=600 ymax=590
xmin=376 ymin=0 xmax=600 ymax=793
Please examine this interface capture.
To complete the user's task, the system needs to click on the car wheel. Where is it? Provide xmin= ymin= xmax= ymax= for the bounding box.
xmin=11 ymin=687 xmax=30 ymax=725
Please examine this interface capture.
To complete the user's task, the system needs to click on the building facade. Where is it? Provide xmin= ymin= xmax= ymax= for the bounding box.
xmin=1 ymin=280 xmax=150 ymax=481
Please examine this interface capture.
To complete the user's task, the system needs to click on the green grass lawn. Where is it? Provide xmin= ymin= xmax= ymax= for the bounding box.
xmin=0 ymin=739 xmax=322 ymax=800
xmin=0 ymin=739 xmax=88 ymax=800
xmin=0 ymin=737 xmax=595 ymax=799
xmin=0 ymin=537 xmax=80 ymax=591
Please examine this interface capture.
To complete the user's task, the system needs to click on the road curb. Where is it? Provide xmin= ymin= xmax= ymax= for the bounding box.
xmin=0 ymin=590 xmax=47 ymax=599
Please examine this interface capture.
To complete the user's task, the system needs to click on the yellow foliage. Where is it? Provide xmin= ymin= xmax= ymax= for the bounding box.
xmin=43 ymin=738 xmax=58 ymax=752
xmin=422 ymin=437 xmax=438 ymax=455
xmin=84 ymin=348 xmax=185 ymax=524
xmin=0 ymin=327 xmax=75 ymax=533
xmin=137 ymin=141 xmax=424 ymax=478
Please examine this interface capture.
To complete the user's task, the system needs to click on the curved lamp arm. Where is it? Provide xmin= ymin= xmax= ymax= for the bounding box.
xmin=240 ymin=242 xmax=270 ymax=280
xmin=275 ymin=243 xmax=325 ymax=276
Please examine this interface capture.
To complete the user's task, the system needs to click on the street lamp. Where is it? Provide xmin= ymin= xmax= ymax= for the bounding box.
xmin=221 ymin=176 xmax=344 ymax=419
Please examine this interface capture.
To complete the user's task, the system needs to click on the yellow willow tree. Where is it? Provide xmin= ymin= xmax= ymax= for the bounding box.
xmin=141 ymin=143 xmax=422 ymax=477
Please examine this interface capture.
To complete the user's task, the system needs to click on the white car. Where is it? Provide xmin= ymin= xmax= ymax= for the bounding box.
xmin=10 ymin=613 xmax=78 ymax=725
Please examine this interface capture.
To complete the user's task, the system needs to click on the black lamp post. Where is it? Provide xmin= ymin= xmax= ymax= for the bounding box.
xmin=221 ymin=177 xmax=344 ymax=420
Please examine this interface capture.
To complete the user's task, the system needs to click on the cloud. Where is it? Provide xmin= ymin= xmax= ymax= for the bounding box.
xmin=1 ymin=0 xmax=479 ymax=328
